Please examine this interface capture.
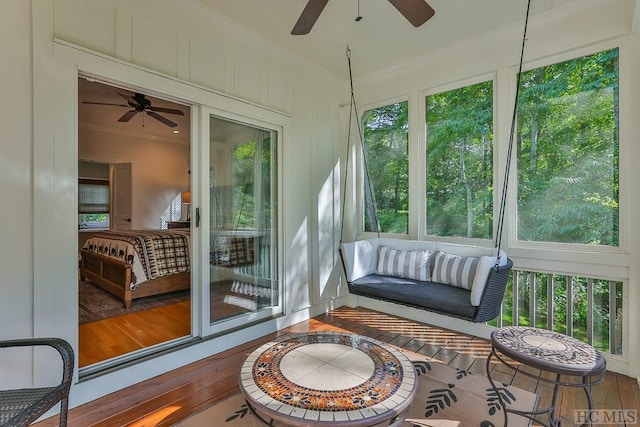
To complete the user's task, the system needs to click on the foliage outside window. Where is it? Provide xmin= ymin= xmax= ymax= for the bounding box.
xmin=78 ymin=178 xmax=110 ymax=229
xmin=362 ymin=102 xmax=409 ymax=234
xmin=425 ymin=80 xmax=494 ymax=238
xmin=516 ymin=48 xmax=619 ymax=246
xmin=232 ymin=134 xmax=274 ymax=229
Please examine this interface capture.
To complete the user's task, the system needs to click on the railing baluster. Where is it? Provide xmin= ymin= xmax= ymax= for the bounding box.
xmin=587 ymin=278 xmax=594 ymax=345
xmin=529 ymin=272 xmax=536 ymax=327
xmin=566 ymin=276 xmax=574 ymax=337
xmin=494 ymin=268 xmax=621 ymax=355
xmin=609 ymin=280 xmax=616 ymax=354
xmin=547 ymin=274 xmax=554 ymax=331
xmin=513 ymin=271 xmax=519 ymax=326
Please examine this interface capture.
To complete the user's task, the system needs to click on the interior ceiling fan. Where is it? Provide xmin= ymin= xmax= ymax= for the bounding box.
xmin=83 ymin=92 xmax=185 ymax=128
xmin=292 ymin=0 xmax=435 ymax=35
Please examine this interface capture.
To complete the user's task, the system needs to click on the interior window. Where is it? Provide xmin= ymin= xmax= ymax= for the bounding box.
xmin=78 ymin=178 xmax=110 ymax=229
xmin=425 ymin=80 xmax=494 ymax=239
xmin=361 ymin=101 xmax=409 ymax=234
xmin=516 ymin=48 xmax=619 ymax=246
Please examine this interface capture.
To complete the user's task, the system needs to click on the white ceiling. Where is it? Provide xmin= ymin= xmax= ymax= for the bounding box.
xmin=193 ymin=0 xmax=586 ymax=79
xmin=79 ymin=0 xmax=636 ymax=140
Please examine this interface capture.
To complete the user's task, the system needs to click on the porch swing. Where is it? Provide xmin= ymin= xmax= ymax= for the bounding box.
xmin=339 ymin=1 xmax=532 ymax=323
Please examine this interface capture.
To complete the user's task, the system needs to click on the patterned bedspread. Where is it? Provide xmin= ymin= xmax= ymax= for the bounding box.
xmin=82 ymin=229 xmax=190 ymax=289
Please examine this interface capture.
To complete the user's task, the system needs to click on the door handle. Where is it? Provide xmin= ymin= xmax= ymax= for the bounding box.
xmin=196 ymin=208 xmax=200 ymax=228
xmin=124 ymin=218 xmax=131 ymax=222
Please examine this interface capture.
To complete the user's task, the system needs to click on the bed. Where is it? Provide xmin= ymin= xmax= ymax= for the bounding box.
xmin=80 ymin=229 xmax=191 ymax=308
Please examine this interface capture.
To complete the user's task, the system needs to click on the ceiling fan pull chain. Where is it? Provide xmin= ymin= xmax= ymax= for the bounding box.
xmin=355 ymin=0 xmax=362 ymax=22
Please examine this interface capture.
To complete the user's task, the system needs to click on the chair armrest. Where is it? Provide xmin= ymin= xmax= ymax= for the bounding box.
xmin=0 ymin=338 xmax=74 ymax=386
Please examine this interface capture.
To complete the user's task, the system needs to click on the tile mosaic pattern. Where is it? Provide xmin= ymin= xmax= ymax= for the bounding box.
xmin=239 ymin=331 xmax=417 ymax=424
xmin=494 ymin=326 xmax=598 ymax=365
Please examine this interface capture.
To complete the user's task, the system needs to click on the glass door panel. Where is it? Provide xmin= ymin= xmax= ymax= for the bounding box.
xmin=208 ymin=115 xmax=279 ymax=327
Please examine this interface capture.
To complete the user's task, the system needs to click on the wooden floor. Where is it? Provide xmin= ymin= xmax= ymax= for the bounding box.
xmin=78 ymin=301 xmax=191 ymax=367
xmin=40 ymin=306 xmax=639 ymax=426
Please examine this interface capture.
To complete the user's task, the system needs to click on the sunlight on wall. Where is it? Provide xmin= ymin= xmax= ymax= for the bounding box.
xmin=317 ymin=165 xmax=336 ymax=297
xmin=286 ymin=218 xmax=310 ymax=311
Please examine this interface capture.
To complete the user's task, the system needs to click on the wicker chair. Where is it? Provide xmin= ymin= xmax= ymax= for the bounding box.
xmin=0 ymin=338 xmax=74 ymax=427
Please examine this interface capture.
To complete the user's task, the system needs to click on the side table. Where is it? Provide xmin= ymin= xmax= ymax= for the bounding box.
xmin=486 ymin=326 xmax=606 ymax=427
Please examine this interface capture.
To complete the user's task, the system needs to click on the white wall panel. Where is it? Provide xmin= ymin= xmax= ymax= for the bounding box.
xmin=0 ymin=0 xmax=36 ymax=386
xmin=189 ymin=41 xmax=226 ymax=93
xmin=54 ymin=0 xmax=117 ymax=56
xmin=232 ymin=57 xmax=263 ymax=105
xmin=131 ymin=17 xmax=179 ymax=77
xmin=267 ymin=71 xmax=293 ymax=114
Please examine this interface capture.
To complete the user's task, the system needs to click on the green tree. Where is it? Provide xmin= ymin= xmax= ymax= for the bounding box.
xmin=426 ymin=80 xmax=494 ymax=238
xmin=517 ymin=48 xmax=619 ymax=245
xmin=362 ymin=102 xmax=409 ymax=233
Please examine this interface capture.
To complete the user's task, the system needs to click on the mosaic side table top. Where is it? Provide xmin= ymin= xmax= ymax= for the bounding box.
xmin=487 ymin=326 xmax=607 ymax=426
xmin=491 ymin=326 xmax=606 ymax=376
xmin=238 ymin=331 xmax=418 ymax=427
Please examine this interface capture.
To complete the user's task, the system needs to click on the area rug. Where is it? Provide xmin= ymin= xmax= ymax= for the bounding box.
xmin=78 ymin=281 xmax=189 ymax=324
xmin=79 ymin=280 xmax=267 ymax=325
xmin=177 ymin=349 xmax=538 ymax=427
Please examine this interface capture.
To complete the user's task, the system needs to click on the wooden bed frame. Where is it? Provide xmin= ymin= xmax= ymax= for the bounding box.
xmin=80 ymin=249 xmax=190 ymax=308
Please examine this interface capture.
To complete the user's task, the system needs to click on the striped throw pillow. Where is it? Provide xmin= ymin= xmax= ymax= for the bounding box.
xmin=431 ymin=251 xmax=480 ymax=290
xmin=376 ymin=246 xmax=432 ymax=281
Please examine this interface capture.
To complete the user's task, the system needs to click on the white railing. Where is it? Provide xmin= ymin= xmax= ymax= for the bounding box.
xmin=489 ymin=269 xmax=623 ymax=355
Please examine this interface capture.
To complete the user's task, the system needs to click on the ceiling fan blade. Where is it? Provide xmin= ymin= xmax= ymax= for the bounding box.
xmin=82 ymin=101 xmax=129 ymax=107
xmin=118 ymin=92 xmax=135 ymax=103
xmin=149 ymin=106 xmax=185 ymax=116
xmin=388 ymin=0 xmax=435 ymax=27
xmin=147 ymin=111 xmax=178 ymax=128
xmin=291 ymin=0 xmax=329 ymax=35
xmin=118 ymin=110 xmax=138 ymax=123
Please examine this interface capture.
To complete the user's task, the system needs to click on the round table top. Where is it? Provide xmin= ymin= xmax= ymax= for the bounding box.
xmin=491 ymin=326 xmax=606 ymax=376
xmin=239 ymin=331 xmax=418 ymax=426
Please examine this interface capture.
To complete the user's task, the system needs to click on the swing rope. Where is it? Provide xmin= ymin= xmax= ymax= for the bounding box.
xmin=495 ymin=0 xmax=531 ymax=266
xmin=340 ymin=0 xmax=531 ymax=267
xmin=339 ymin=46 xmax=380 ymax=251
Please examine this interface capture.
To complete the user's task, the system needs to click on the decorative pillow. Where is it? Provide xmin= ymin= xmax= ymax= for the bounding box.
xmin=431 ymin=251 xmax=480 ymax=290
xmin=470 ymin=255 xmax=497 ymax=306
xmin=376 ymin=246 xmax=432 ymax=281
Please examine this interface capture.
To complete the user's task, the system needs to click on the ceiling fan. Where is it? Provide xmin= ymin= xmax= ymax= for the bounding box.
xmin=291 ymin=0 xmax=435 ymax=35
xmin=83 ymin=92 xmax=185 ymax=128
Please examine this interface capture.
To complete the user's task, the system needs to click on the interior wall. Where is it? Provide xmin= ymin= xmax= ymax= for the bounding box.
xmin=17 ymin=0 xmax=349 ymax=409
xmin=79 ymin=128 xmax=190 ymax=229
xmin=0 ymin=0 xmax=36 ymax=388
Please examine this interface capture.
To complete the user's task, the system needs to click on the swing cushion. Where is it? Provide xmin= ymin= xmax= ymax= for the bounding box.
xmin=350 ymin=274 xmax=478 ymax=319
xmin=341 ymin=238 xmax=510 ymax=321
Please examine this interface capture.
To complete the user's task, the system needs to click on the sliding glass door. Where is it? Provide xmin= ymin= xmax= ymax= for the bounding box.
xmin=201 ymin=111 xmax=280 ymax=333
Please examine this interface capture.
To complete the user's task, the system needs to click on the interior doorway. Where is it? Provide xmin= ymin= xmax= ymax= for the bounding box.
xmin=77 ymin=76 xmax=193 ymax=369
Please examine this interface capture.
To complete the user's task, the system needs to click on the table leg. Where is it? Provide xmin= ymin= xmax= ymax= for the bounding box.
xmin=549 ymin=374 xmax=561 ymax=427
xmin=244 ymin=399 xmax=276 ymax=426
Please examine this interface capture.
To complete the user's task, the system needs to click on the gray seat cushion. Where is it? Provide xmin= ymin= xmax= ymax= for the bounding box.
xmin=350 ymin=274 xmax=477 ymax=320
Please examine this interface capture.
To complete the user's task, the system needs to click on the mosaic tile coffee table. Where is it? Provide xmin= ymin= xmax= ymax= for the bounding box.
xmin=486 ymin=326 xmax=606 ymax=427
xmin=239 ymin=332 xmax=418 ymax=426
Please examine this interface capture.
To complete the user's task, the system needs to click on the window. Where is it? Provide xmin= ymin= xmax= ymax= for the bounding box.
xmin=361 ymin=101 xmax=409 ymax=234
xmin=425 ymin=80 xmax=494 ymax=238
xmin=78 ymin=178 xmax=110 ymax=229
xmin=516 ymin=48 xmax=619 ymax=246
